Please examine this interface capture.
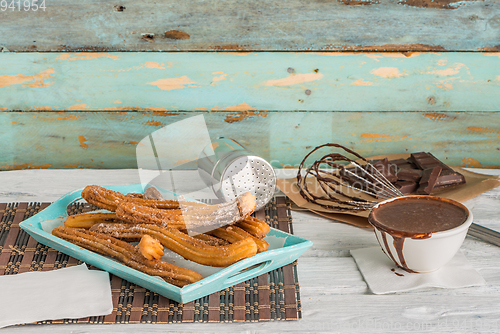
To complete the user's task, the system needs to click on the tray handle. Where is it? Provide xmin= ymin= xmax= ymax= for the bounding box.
xmin=223 ymin=260 xmax=273 ymax=286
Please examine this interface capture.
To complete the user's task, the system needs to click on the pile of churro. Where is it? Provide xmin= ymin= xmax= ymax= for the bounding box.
xmin=53 ymin=185 xmax=271 ymax=287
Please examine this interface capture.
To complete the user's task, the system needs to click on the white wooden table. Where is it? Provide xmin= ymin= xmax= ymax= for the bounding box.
xmin=1 ymin=168 xmax=500 ymax=334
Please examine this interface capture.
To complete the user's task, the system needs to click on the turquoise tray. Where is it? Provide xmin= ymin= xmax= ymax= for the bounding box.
xmin=19 ymin=184 xmax=312 ymax=304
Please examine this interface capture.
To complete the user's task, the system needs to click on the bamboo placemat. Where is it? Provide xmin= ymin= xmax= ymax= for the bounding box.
xmin=0 ymin=197 xmax=303 ymax=324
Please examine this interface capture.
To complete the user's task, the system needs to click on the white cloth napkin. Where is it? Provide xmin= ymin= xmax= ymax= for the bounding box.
xmin=350 ymin=247 xmax=485 ymax=294
xmin=0 ymin=264 xmax=113 ymax=329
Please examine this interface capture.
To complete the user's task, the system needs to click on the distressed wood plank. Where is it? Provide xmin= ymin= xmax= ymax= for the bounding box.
xmin=1 ymin=111 xmax=499 ymax=170
xmin=0 ymin=0 xmax=499 ymax=52
xmin=1 ymin=52 xmax=500 ymax=112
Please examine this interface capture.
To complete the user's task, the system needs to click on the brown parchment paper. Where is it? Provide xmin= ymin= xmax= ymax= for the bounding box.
xmin=277 ymin=154 xmax=500 ymax=228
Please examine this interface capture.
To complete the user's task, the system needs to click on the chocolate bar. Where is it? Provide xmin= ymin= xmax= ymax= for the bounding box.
xmin=416 ymin=165 xmax=442 ymax=195
xmin=410 ymin=152 xmax=466 ymax=189
xmin=340 ymin=151 xmax=465 ymax=198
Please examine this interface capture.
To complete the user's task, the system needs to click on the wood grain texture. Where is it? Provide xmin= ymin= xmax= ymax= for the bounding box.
xmin=1 ymin=0 xmax=499 ymax=52
xmin=1 ymin=111 xmax=499 ymax=170
xmin=1 ymin=52 xmax=500 ymax=112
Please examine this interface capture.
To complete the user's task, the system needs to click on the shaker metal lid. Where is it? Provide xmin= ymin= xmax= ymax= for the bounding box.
xmin=219 ymin=155 xmax=276 ymax=212
xmin=198 ymin=137 xmax=276 ymax=212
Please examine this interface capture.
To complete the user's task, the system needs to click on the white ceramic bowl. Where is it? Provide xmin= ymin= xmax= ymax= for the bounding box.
xmin=368 ymin=196 xmax=473 ymax=273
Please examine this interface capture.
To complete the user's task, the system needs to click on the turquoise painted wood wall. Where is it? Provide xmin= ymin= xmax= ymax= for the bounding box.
xmin=1 ymin=0 xmax=499 ymax=170
xmin=1 ymin=52 xmax=499 ymax=112
xmin=2 ymin=111 xmax=498 ymax=170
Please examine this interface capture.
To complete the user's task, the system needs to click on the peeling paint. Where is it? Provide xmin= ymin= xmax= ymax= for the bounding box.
xmin=147 ymin=76 xmax=195 ymax=90
xmin=145 ymin=120 xmax=163 ymax=126
xmin=100 ymin=106 xmax=133 ymax=111
xmin=310 ymin=52 xmax=360 ymax=57
xmin=0 ymin=163 xmax=53 ymax=170
xmin=145 ymin=107 xmax=167 ymax=112
xmin=380 ymin=52 xmax=420 ymax=58
xmin=33 ymin=106 xmax=54 ymax=111
xmin=428 ymin=63 xmax=464 ymax=76
xmin=212 ymin=102 xmax=257 ymax=112
xmin=364 ymin=54 xmax=384 ymax=61
xmin=152 ymin=111 xmax=180 ymax=116
xmin=56 ymin=115 xmax=79 ymax=121
xmin=220 ymin=52 xmax=252 ymax=56
xmin=98 ymin=106 xmax=180 ymax=112
xmin=399 ymin=0 xmax=477 ymax=10
xmin=320 ymin=44 xmax=446 ymax=52
xmin=212 ymin=72 xmax=228 ymax=84
xmin=264 ymin=73 xmax=323 ymax=87
xmin=359 ymin=133 xmax=410 ymax=142
xmin=311 ymin=52 xmax=420 ymax=59
xmin=126 ymin=141 xmax=139 ymax=145
xmin=370 ymin=67 xmax=402 ymax=78
xmin=433 ymin=79 xmax=455 ymax=91
xmin=78 ymin=135 xmax=89 ymax=149
xmin=144 ymin=62 xmax=166 ymax=69
xmin=467 ymin=126 xmax=498 ymax=134
xmin=459 ymin=157 xmax=483 ymax=168
xmin=214 ymin=45 xmax=248 ymax=51
xmin=223 ymin=111 xmax=267 ymax=123
xmin=337 ymin=0 xmax=379 ymax=5
xmin=57 ymin=53 xmax=119 ymax=61
xmin=423 ymin=113 xmax=455 ymax=121
xmin=351 ymin=79 xmax=373 ymax=86
xmin=0 ymin=68 xmax=54 ymax=89
xmin=484 ymin=53 xmax=500 ymax=58
xmin=65 ymin=103 xmax=88 ymax=110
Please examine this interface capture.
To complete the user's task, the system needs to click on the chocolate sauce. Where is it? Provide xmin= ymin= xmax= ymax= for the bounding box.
xmin=370 ymin=196 xmax=467 ymax=235
xmin=382 ymin=232 xmax=417 ymax=273
xmin=391 ymin=268 xmax=404 ymax=277
xmin=370 ymin=196 xmax=468 ymax=273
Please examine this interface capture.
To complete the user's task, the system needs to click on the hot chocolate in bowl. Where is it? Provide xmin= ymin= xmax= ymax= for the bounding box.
xmin=368 ymin=195 xmax=473 ymax=273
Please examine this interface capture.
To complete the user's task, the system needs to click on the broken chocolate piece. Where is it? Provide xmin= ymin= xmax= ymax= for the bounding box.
xmin=371 ymin=158 xmax=398 ymax=183
xmin=410 ymin=152 xmax=447 ymax=170
xmin=394 ymin=181 xmax=418 ymax=195
xmin=435 ymin=172 xmax=466 ymax=188
xmin=416 ymin=166 xmax=442 ymax=195
xmin=389 ymin=158 xmax=422 ymax=182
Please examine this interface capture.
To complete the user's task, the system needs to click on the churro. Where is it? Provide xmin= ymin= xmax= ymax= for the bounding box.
xmin=81 ymin=185 xmax=179 ymax=212
xmin=137 ymin=234 xmax=164 ymax=260
xmin=52 ymin=226 xmax=202 ymax=287
xmin=235 ymin=216 xmax=271 ymax=239
xmin=116 ymin=201 xmax=185 ymax=228
xmin=191 ymin=233 xmax=229 ymax=247
xmin=116 ymin=193 xmax=257 ymax=230
xmin=64 ymin=212 xmax=122 ymax=229
xmin=209 ymin=225 xmax=269 ymax=253
xmin=90 ymin=223 xmax=258 ymax=267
